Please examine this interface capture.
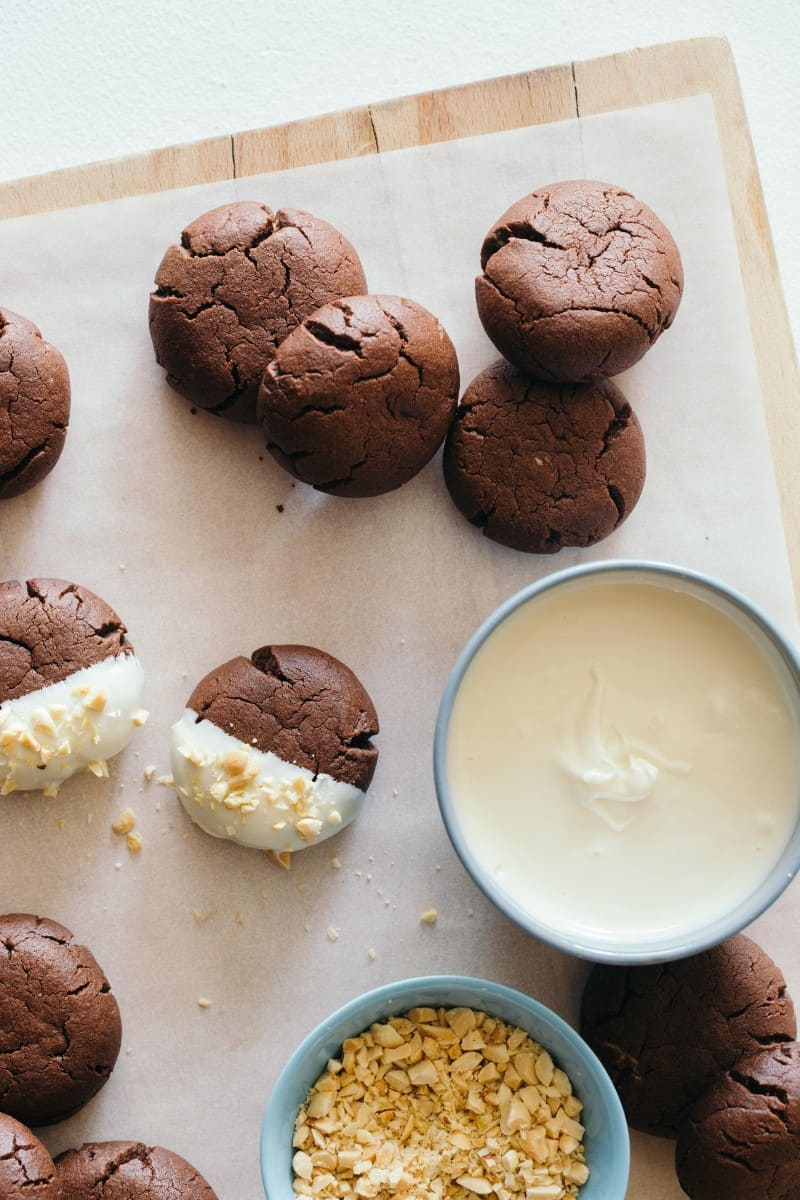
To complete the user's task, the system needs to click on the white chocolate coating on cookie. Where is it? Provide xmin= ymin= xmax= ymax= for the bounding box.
xmin=171 ymin=708 xmax=366 ymax=852
xmin=0 ymin=654 xmax=147 ymax=794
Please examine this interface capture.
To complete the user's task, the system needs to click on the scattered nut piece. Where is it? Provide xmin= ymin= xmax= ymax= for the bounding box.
xmin=197 ymin=997 xmax=212 ymax=1009
xmin=266 ymin=849 xmax=293 ymax=870
xmin=143 ymin=765 xmax=156 ymax=782
xmin=112 ymin=808 xmax=136 ymax=836
xmin=327 ymin=927 xmax=339 ymax=942
xmin=44 ymin=784 xmax=60 ymax=799
xmin=126 ymin=831 xmax=143 ymax=854
xmin=331 ymin=857 xmax=341 ymax=870
xmin=419 ymin=908 xmax=438 ymax=925
xmin=235 ymin=911 xmax=245 ymax=925
xmin=157 ymin=773 xmax=174 ymax=787
xmin=57 ymin=817 xmax=66 ymax=830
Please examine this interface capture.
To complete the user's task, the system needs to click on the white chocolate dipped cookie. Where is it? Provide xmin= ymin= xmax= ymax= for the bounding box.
xmin=172 ymin=644 xmax=378 ymax=859
xmin=0 ymin=578 xmax=147 ymax=795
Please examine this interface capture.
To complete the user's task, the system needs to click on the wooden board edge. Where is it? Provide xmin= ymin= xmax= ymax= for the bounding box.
xmin=0 ymin=37 xmax=724 ymax=220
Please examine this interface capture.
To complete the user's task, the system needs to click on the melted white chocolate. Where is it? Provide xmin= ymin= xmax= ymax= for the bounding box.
xmin=171 ymin=709 xmax=366 ymax=852
xmin=0 ymin=654 xmax=147 ymax=794
xmin=446 ymin=577 xmax=800 ymax=946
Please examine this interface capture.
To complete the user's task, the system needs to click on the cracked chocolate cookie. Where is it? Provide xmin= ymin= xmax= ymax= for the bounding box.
xmin=476 ymin=180 xmax=683 ymax=380
xmin=676 ymin=1043 xmax=800 ymax=1200
xmin=442 ymin=361 xmax=644 ymax=552
xmin=0 ymin=1114 xmax=58 ymax=1200
xmin=0 ymin=914 xmax=122 ymax=1125
xmin=0 ymin=309 xmax=70 ymax=500
xmin=171 ymin=643 xmax=379 ymax=855
xmin=149 ymin=202 xmax=367 ymax=422
xmin=580 ymin=934 xmax=796 ymax=1137
xmin=56 ymin=1142 xmax=218 ymax=1200
xmin=258 ymin=294 xmax=460 ymax=496
xmin=0 ymin=578 xmax=147 ymax=795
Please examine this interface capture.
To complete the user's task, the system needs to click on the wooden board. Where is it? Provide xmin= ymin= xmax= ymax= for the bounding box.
xmin=1 ymin=35 xmax=797 ymax=602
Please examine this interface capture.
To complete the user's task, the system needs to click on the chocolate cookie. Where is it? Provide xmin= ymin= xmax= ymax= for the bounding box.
xmin=0 ymin=309 xmax=70 ymax=499
xmin=0 ymin=1114 xmax=58 ymax=1200
xmin=0 ymin=914 xmax=122 ymax=1125
xmin=476 ymin=180 xmax=683 ymax=380
xmin=580 ymin=934 xmax=796 ymax=1137
xmin=56 ymin=1142 xmax=218 ymax=1200
xmin=171 ymin=644 xmax=379 ymax=854
xmin=258 ymin=294 xmax=459 ymax=497
xmin=149 ymin=202 xmax=367 ymax=421
xmin=676 ymin=1043 xmax=800 ymax=1200
xmin=0 ymin=579 xmax=146 ymax=794
xmin=443 ymin=362 xmax=645 ymax=552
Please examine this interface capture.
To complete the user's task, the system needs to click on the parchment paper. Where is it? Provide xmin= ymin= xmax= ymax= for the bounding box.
xmin=0 ymin=94 xmax=797 ymax=1200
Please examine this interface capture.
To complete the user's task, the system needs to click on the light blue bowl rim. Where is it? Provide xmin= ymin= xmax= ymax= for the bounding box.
xmin=261 ymin=974 xmax=630 ymax=1200
xmin=433 ymin=558 xmax=800 ymax=964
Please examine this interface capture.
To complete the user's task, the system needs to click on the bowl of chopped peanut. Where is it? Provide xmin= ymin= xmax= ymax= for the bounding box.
xmin=261 ymin=975 xmax=629 ymax=1200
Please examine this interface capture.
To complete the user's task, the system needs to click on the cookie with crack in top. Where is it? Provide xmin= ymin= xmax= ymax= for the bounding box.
xmin=676 ymin=1042 xmax=800 ymax=1200
xmin=0 ymin=914 xmax=122 ymax=1126
xmin=0 ymin=578 xmax=146 ymax=794
xmin=258 ymin=294 xmax=459 ymax=496
xmin=0 ymin=309 xmax=70 ymax=499
xmin=580 ymin=933 xmax=797 ymax=1137
xmin=443 ymin=361 xmax=644 ymax=553
xmin=55 ymin=1141 xmax=218 ymax=1200
xmin=171 ymin=644 xmax=379 ymax=853
xmin=476 ymin=179 xmax=683 ymax=380
xmin=149 ymin=202 xmax=367 ymax=422
xmin=0 ymin=1114 xmax=58 ymax=1200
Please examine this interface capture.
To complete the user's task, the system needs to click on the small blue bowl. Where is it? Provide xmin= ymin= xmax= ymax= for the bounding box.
xmin=262 ymin=976 xmax=629 ymax=1200
xmin=434 ymin=560 xmax=800 ymax=964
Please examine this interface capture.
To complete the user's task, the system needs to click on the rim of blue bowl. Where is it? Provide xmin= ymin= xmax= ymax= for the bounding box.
xmin=433 ymin=559 xmax=800 ymax=964
xmin=261 ymin=974 xmax=630 ymax=1200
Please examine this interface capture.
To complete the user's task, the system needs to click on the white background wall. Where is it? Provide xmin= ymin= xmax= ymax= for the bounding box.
xmin=3 ymin=0 xmax=799 ymax=346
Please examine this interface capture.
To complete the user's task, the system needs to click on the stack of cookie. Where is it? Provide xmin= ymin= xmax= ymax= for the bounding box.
xmin=149 ymin=202 xmax=461 ymax=498
xmin=0 ymin=912 xmax=219 ymax=1199
xmin=444 ymin=180 xmax=683 ymax=553
xmin=579 ymin=932 xmax=800 ymax=1200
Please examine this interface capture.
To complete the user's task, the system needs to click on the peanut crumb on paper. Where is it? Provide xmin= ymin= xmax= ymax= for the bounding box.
xmin=235 ymin=911 xmax=245 ymax=925
xmin=420 ymin=908 xmax=438 ymax=925
xmin=327 ymin=927 xmax=339 ymax=942
xmin=112 ymin=808 xmax=136 ymax=836
xmin=143 ymin=765 xmax=156 ymax=783
xmin=57 ymin=817 xmax=65 ymax=830
xmin=330 ymin=856 xmax=341 ymax=870
xmin=126 ymin=831 xmax=143 ymax=854
xmin=157 ymin=773 xmax=174 ymax=787
xmin=197 ymin=997 xmax=212 ymax=1009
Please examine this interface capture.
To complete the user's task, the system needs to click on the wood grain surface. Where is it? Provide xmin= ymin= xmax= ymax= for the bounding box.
xmin=0 ymin=37 xmax=797 ymax=598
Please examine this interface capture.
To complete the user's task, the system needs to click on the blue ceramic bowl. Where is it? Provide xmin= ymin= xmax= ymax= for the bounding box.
xmin=434 ymin=560 xmax=800 ymax=964
xmin=261 ymin=975 xmax=629 ymax=1200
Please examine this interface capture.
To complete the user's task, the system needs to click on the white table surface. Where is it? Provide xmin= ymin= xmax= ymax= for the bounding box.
xmin=3 ymin=0 xmax=799 ymax=352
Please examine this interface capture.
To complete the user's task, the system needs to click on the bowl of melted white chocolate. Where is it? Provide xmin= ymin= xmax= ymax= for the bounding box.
xmin=434 ymin=562 xmax=800 ymax=962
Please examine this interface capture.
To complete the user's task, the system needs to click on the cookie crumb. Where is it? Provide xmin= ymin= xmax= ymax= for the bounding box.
xmin=157 ymin=773 xmax=174 ymax=787
xmin=112 ymin=808 xmax=136 ymax=836
xmin=327 ymin=926 xmax=339 ymax=942
xmin=126 ymin=831 xmax=143 ymax=854
xmin=143 ymin=765 xmax=156 ymax=783
xmin=197 ymin=997 xmax=212 ymax=1009
xmin=330 ymin=856 xmax=341 ymax=870
xmin=45 ymin=784 xmax=60 ymax=799
xmin=420 ymin=908 xmax=438 ymax=925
